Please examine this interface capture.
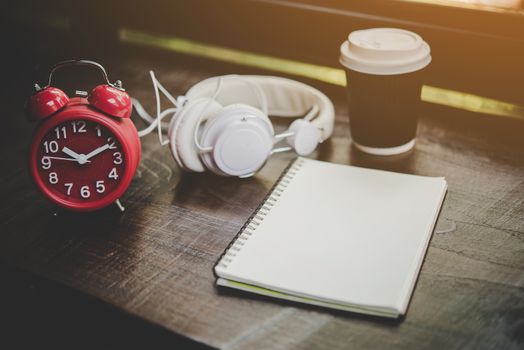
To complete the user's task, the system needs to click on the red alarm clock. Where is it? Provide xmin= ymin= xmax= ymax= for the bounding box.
xmin=26 ymin=60 xmax=141 ymax=212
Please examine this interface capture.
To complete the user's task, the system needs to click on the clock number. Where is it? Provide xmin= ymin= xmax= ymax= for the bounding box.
xmin=64 ymin=183 xmax=73 ymax=196
xmin=96 ymin=180 xmax=105 ymax=194
xmin=72 ymin=120 xmax=87 ymax=133
xmin=54 ymin=126 xmax=67 ymax=139
xmin=43 ymin=140 xmax=59 ymax=153
xmin=49 ymin=172 xmax=58 ymax=185
xmin=108 ymin=167 xmax=119 ymax=180
xmin=80 ymin=186 xmax=91 ymax=199
xmin=113 ymin=152 xmax=123 ymax=164
xmin=41 ymin=157 xmax=51 ymax=170
xmin=107 ymin=137 xmax=117 ymax=150
xmin=95 ymin=125 xmax=102 ymax=137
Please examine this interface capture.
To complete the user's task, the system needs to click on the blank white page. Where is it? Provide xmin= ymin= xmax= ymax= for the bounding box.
xmin=215 ymin=157 xmax=447 ymax=316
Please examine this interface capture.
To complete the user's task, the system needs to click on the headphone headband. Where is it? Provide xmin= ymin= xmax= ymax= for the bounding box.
xmin=133 ymin=72 xmax=336 ymax=177
xmin=185 ymin=75 xmax=335 ymax=140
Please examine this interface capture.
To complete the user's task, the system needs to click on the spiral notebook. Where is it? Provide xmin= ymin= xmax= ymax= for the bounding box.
xmin=214 ymin=157 xmax=447 ymax=317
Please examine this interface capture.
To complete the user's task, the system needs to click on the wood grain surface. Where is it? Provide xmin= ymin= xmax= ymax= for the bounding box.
xmin=1 ymin=52 xmax=523 ymax=349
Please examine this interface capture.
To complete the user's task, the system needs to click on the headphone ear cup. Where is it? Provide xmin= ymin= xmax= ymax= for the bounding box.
xmin=26 ymin=87 xmax=69 ymax=121
xmin=200 ymin=104 xmax=274 ymax=177
xmin=88 ymin=84 xmax=132 ymax=118
xmin=168 ymin=98 xmax=223 ymax=172
xmin=286 ymin=119 xmax=321 ymax=156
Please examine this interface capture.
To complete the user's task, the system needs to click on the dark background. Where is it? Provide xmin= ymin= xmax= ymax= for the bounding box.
xmin=3 ymin=0 xmax=524 ymax=104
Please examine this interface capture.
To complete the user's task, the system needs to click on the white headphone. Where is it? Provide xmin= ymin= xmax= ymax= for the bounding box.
xmin=134 ymin=72 xmax=335 ymax=177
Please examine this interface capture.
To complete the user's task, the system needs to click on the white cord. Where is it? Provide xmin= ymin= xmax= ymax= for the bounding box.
xmin=134 ymin=70 xmax=180 ymax=144
xmin=133 ymin=98 xmax=172 ymax=130
xmin=151 ymin=72 xmax=179 ymax=108
xmin=149 ymin=71 xmax=172 ymax=145
xmin=137 ymin=107 xmax=177 ymax=137
xmin=193 ymin=77 xmax=224 ymax=153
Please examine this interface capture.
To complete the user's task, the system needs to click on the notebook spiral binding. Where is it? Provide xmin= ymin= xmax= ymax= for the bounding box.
xmin=214 ymin=157 xmax=305 ymax=271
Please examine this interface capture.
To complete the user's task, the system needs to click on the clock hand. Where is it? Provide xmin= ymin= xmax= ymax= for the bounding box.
xmin=43 ymin=156 xmax=91 ymax=162
xmin=84 ymin=144 xmax=111 ymax=161
xmin=62 ymin=146 xmax=82 ymax=160
xmin=62 ymin=146 xmax=91 ymax=165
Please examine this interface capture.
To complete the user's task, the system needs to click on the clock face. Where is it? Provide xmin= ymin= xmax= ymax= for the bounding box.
xmin=35 ymin=118 xmax=126 ymax=204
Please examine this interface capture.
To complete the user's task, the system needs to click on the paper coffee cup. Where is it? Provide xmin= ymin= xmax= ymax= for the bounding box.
xmin=340 ymin=28 xmax=431 ymax=156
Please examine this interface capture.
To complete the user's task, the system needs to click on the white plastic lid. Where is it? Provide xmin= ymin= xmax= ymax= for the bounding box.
xmin=339 ymin=28 xmax=431 ymax=75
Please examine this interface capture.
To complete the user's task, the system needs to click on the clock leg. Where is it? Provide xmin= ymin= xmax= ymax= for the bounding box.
xmin=115 ymin=199 xmax=125 ymax=212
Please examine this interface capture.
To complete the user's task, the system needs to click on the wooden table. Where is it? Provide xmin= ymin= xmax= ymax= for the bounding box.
xmin=2 ymin=52 xmax=523 ymax=349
